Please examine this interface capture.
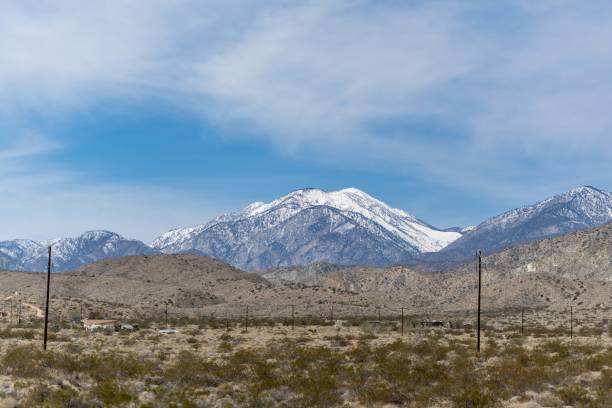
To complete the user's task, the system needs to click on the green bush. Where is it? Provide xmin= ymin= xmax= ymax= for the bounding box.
xmin=90 ymin=380 xmax=137 ymax=406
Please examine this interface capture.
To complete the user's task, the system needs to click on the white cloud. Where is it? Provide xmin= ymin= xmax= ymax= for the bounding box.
xmin=192 ymin=1 xmax=612 ymax=194
xmin=0 ymin=0 xmax=611 ymax=237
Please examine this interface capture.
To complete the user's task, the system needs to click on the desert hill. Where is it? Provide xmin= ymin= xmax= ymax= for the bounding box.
xmin=0 ymin=222 xmax=610 ymax=322
xmin=450 ymin=221 xmax=611 ymax=282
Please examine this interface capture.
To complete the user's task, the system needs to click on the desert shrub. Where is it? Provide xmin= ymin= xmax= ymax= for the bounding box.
xmin=2 ymin=345 xmax=47 ymax=378
xmin=218 ymin=340 xmax=233 ymax=352
xmin=347 ymin=338 xmax=451 ymax=405
xmin=592 ymin=368 xmax=612 ymax=405
xmin=556 ymin=384 xmax=592 ymax=406
xmin=452 ymin=384 xmax=500 ymax=408
xmin=225 ymin=349 xmax=282 ymax=401
xmin=90 ymin=380 xmax=137 ymax=406
xmin=584 ymin=349 xmax=612 ymax=371
xmin=288 ymin=346 xmax=343 ymax=407
xmin=326 ymin=334 xmax=350 ymax=347
xmin=22 ymin=383 xmax=81 ymax=407
xmin=539 ymin=340 xmax=570 ymax=358
xmin=65 ymin=351 xmax=154 ymax=380
xmin=165 ymin=350 xmax=223 ymax=387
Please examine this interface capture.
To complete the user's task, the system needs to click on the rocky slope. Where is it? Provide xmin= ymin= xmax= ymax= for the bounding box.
xmin=2 ymin=250 xmax=609 ymax=321
xmin=450 ymin=221 xmax=612 ymax=282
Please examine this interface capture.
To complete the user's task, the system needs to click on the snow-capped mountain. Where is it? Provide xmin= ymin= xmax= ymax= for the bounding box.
xmin=0 ymin=230 xmax=158 ymax=272
xmin=432 ymin=185 xmax=612 ymax=264
xmin=152 ymin=188 xmax=461 ymax=270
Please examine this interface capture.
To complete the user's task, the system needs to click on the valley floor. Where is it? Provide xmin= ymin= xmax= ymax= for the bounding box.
xmin=0 ymin=315 xmax=610 ymax=407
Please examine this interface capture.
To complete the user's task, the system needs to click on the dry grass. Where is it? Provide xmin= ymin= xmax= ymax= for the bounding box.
xmin=0 ymin=316 xmax=610 ymax=407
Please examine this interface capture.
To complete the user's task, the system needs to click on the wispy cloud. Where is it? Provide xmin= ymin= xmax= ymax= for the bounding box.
xmin=0 ymin=133 xmax=224 ymax=241
xmin=0 ymin=0 xmax=611 ymax=239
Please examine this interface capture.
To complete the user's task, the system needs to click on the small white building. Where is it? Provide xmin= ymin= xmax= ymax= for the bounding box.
xmin=81 ymin=319 xmax=119 ymax=331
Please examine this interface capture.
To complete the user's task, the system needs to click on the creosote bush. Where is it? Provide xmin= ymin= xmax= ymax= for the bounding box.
xmin=1 ymin=323 xmax=611 ymax=407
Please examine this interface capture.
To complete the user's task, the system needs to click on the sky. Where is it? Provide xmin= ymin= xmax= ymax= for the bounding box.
xmin=1 ymin=0 xmax=611 ymax=242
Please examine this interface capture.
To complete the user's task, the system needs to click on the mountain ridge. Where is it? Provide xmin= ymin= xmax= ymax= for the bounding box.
xmin=425 ymin=185 xmax=612 ymax=265
xmin=0 ymin=230 xmax=158 ymax=272
xmin=1 ymin=185 xmax=610 ymax=273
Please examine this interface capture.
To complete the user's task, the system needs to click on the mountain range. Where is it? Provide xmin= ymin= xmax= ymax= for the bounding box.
xmin=2 ymin=223 xmax=609 ymax=322
xmin=1 ymin=185 xmax=610 ymax=272
xmin=0 ymin=230 xmax=157 ymax=272
xmin=428 ymin=185 xmax=612 ymax=265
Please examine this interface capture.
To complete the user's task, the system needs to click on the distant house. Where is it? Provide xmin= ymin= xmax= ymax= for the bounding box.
xmin=82 ymin=319 xmax=119 ymax=331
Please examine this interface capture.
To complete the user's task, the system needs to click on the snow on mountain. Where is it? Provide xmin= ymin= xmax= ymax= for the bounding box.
xmin=152 ymin=188 xmax=460 ymax=270
xmin=433 ymin=185 xmax=612 ymax=264
xmin=0 ymin=230 xmax=157 ymax=272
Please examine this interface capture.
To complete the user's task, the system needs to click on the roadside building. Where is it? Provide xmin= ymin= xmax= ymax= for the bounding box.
xmin=81 ymin=319 xmax=119 ymax=331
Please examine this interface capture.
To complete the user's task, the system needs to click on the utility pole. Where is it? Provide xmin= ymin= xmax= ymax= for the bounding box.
xmin=330 ymin=304 xmax=334 ymax=322
xmin=245 ymin=305 xmax=249 ymax=332
xmin=477 ymin=250 xmax=482 ymax=353
xmin=164 ymin=302 xmax=169 ymax=328
xmin=570 ymin=306 xmax=573 ymax=339
xmin=18 ymin=300 xmax=21 ymax=326
xmin=80 ymin=302 xmax=83 ymax=322
xmin=521 ymin=308 xmax=524 ymax=336
xmin=291 ymin=305 xmax=295 ymax=334
xmin=401 ymin=307 xmax=405 ymax=336
xmin=43 ymin=246 xmax=52 ymax=351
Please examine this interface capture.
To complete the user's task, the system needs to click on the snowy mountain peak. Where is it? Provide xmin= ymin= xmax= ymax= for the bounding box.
xmin=152 ymin=187 xmax=461 ymax=270
xmin=436 ymin=185 xmax=612 ymax=263
xmin=78 ymin=230 xmax=123 ymax=241
xmin=483 ymin=185 xmax=612 ymax=230
xmin=0 ymin=230 xmax=157 ymax=272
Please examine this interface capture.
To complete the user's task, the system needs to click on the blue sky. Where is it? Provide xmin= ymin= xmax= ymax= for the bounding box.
xmin=1 ymin=0 xmax=611 ymax=242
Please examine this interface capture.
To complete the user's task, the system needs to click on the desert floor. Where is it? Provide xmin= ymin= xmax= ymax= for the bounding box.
xmin=0 ymin=312 xmax=610 ymax=408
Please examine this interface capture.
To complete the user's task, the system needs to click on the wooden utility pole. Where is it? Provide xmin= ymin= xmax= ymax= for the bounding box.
xmin=330 ymin=304 xmax=334 ymax=321
xmin=18 ymin=300 xmax=21 ymax=325
xmin=477 ymin=250 xmax=482 ymax=353
xmin=401 ymin=307 xmax=405 ymax=336
xmin=245 ymin=305 xmax=249 ymax=332
xmin=164 ymin=302 xmax=169 ymax=328
xmin=570 ymin=306 xmax=573 ymax=339
xmin=43 ymin=246 xmax=52 ymax=351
